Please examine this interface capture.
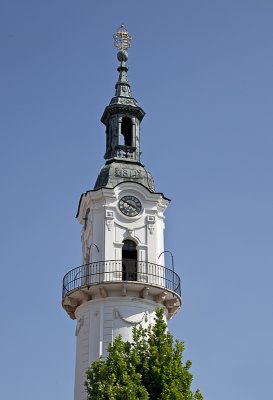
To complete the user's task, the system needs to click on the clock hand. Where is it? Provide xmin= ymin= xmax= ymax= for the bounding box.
xmin=124 ymin=200 xmax=136 ymax=209
xmin=126 ymin=200 xmax=137 ymax=208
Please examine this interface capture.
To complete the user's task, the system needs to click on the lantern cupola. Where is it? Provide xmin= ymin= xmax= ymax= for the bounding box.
xmin=95 ymin=25 xmax=154 ymax=192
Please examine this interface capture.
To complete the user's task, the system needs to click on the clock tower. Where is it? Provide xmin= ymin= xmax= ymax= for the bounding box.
xmin=62 ymin=25 xmax=182 ymax=400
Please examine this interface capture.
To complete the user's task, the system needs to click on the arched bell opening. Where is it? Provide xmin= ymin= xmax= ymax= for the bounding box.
xmin=120 ymin=117 xmax=133 ymax=146
xmin=122 ymin=239 xmax=137 ymax=281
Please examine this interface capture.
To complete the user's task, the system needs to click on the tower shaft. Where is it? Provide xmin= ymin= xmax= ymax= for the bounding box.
xmin=62 ymin=25 xmax=181 ymax=400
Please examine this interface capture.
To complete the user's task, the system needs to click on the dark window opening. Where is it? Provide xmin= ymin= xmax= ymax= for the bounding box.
xmin=122 ymin=239 xmax=137 ymax=281
xmin=121 ymin=117 xmax=133 ymax=146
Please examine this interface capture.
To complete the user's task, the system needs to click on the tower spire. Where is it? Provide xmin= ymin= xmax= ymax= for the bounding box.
xmin=113 ymin=24 xmax=132 ymax=98
xmin=94 ymin=25 xmax=155 ymax=192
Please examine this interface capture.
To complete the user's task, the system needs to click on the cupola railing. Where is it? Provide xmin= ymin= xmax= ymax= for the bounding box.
xmin=115 ymin=145 xmax=136 ymax=159
xmin=62 ymin=260 xmax=181 ymax=298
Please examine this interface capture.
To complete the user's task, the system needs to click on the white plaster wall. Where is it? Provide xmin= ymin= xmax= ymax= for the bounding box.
xmin=74 ymin=298 xmax=165 ymax=400
xmin=74 ymin=306 xmax=91 ymax=400
xmin=74 ymin=183 xmax=170 ymax=400
xmin=78 ymin=182 xmax=169 ymax=275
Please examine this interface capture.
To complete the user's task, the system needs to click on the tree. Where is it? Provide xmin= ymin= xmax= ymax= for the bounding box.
xmin=85 ymin=308 xmax=203 ymax=400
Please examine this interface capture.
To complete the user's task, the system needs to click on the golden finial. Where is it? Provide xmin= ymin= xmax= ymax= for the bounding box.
xmin=113 ymin=24 xmax=132 ymax=51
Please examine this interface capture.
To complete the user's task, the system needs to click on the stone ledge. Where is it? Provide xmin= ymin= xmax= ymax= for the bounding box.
xmin=62 ymin=281 xmax=182 ymax=320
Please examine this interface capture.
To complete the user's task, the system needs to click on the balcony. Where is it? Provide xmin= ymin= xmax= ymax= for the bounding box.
xmin=62 ymin=260 xmax=181 ymax=299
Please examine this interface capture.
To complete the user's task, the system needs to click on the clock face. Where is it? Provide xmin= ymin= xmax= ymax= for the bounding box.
xmin=119 ymin=195 xmax=142 ymax=217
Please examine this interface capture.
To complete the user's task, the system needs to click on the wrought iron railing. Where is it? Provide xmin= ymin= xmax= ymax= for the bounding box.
xmin=115 ymin=145 xmax=136 ymax=159
xmin=62 ymin=260 xmax=181 ymax=298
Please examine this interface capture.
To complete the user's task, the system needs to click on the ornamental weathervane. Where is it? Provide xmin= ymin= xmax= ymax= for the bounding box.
xmin=113 ymin=24 xmax=132 ymax=51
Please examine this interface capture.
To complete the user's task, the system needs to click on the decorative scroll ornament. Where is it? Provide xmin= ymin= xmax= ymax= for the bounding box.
xmin=147 ymin=215 xmax=156 ymax=234
xmin=105 ymin=210 xmax=114 ymax=231
xmin=114 ymin=309 xmax=148 ymax=325
xmin=113 ymin=24 xmax=132 ymax=51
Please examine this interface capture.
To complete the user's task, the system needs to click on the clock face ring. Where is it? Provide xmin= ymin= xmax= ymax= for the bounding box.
xmin=119 ymin=195 xmax=142 ymax=217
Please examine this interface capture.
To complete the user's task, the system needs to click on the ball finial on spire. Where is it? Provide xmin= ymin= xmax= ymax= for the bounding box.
xmin=113 ymin=24 xmax=131 ymax=62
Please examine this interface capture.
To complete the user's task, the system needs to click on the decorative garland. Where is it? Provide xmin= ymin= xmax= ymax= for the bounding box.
xmin=114 ymin=309 xmax=148 ymax=325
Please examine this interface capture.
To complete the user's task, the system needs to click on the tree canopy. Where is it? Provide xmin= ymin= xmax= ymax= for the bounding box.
xmin=85 ymin=307 xmax=203 ymax=400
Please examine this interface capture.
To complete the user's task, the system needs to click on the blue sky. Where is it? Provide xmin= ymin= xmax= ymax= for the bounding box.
xmin=1 ymin=1 xmax=273 ymax=399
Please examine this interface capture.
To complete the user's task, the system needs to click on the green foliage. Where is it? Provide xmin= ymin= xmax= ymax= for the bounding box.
xmin=85 ymin=308 xmax=203 ymax=400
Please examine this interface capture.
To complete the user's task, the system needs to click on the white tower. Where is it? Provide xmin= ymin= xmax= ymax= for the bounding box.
xmin=62 ymin=25 xmax=182 ymax=400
